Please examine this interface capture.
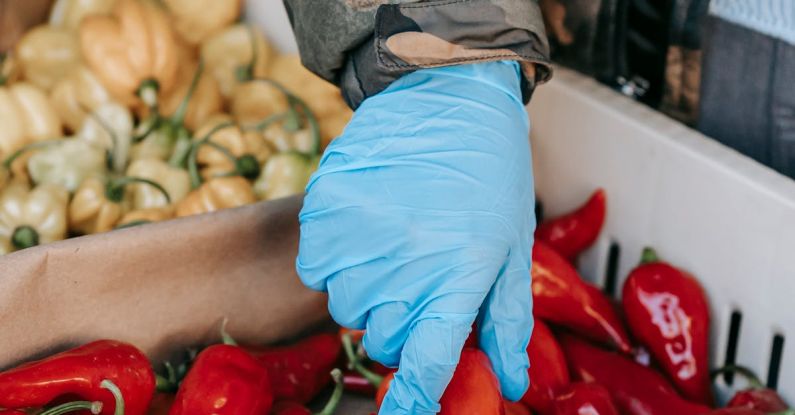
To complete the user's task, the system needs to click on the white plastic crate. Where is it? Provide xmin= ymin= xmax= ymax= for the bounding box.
xmin=252 ymin=0 xmax=794 ymax=406
xmin=528 ymin=69 xmax=795 ymax=403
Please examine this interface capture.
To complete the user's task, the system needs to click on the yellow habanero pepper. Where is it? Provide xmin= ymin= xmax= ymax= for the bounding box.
xmin=69 ymin=175 xmax=170 ymax=234
xmin=0 ymin=52 xmax=21 ymax=86
xmin=26 ymin=138 xmax=107 ymax=192
xmin=116 ymin=205 xmax=174 ymax=228
xmin=126 ymin=158 xmax=190 ymax=210
xmin=79 ymin=0 xmax=179 ymax=107
xmin=193 ymin=114 xmax=272 ymax=181
xmin=16 ymin=24 xmax=81 ymax=91
xmin=50 ymin=0 xmax=116 ymax=31
xmin=0 ymin=82 xmax=62 ymax=161
xmin=201 ymin=24 xmax=273 ymax=99
xmin=160 ymin=57 xmax=223 ymax=133
xmin=50 ymin=65 xmax=113 ymax=133
xmin=77 ymin=101 xmax=134 ymax=174
xmin=319 ymin=106 xmax=354 ymax=147
xmin=164 ymin=0 xmax=242 ymax=45
xmin=0 ymin=182 xmax=69 ymax=254
xmin=269 ymin=55 xmax=350 ymax=120
xmin=253 ymin=152 xmax=319 ymax=201
xmin=175 ymin=176 xmax=256 ymax=218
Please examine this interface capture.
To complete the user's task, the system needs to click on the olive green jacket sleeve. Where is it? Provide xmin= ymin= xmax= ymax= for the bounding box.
xmin=283 ymin=0 xmax=552 ymax=109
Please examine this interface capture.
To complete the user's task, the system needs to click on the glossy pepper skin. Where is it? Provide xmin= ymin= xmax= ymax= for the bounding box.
xmin=532 ymin=242 xmax=632 ymax=353
xmin=0 ymin=82 xmax=62 ymax=160
xmin=375 ymin=349 xmax=505 ymax=415
xmin=713 ymin=365 xmax=789 ymax=412
xmin=622 ymin=248 xmax=713 ymax=405
xmin=552 ymin=383 xmax=619 ymax=415
xmin=169 ymin=344 xmax=273 ymax=415
xmin=0 ymin=340 xmax=155 ymax=415
xmin=504 ymin=400 xmax=532 ymax=415
xmin=79 ymin=0 xmax=179 ymax=106
xmin=247 ymin=333 xmax=341 ymax=404
xmin=560 ymin=334 xmax=710 ymax=415
xmin=0 ymin=182 xmax=68 ymax=254
xmin=536 ymin=189 xmax=606 ymax=262
xmin=522 ymin=320 xmax=570 ymax=413
xmin=175 ymin=176 xmax=256 ymax=217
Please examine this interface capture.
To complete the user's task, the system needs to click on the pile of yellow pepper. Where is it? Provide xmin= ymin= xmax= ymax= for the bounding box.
xmin=0 ymin=0 xmax=352 ymax=255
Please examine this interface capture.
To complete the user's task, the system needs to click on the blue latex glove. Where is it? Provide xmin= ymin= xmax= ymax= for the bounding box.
xmin=297 ymin=61 xmax=535 ymax=414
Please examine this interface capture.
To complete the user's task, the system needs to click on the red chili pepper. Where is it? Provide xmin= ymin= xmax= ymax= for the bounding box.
xmin=622 ymin=248 xmax=713 ymax=405
xmin=270 ymin=369 xmax=344 ymax=415
xmin=373 ymin=349 xmax=504 ymax=414
xmin=559 ymin=334 xmax=711 ymax=415
xmin=712 ymin=365 xmax=790 ymax=412
xmin=532 ymin=242 xmax=632 ymax=353
xmin=168 ymin=344 xmax=273 ymax=415
xmin=0 ymin=340 xmax=153 ymax=415
xmin=552 ymin=383 xmax=619 ymax=415
xmin=343 ymin=370 xmax=378 ymax=395
xmin=521 ymin=320 xmax=570 ymax=413
xmin=247 ymin=333 xmax=342 ymax=404
xmin=504 ymin=399 xmax=532 ymax=415
xmin=536 ymin=189 xmax=606 ymax=261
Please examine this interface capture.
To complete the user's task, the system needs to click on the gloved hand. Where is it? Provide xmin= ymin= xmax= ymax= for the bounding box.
xmin=297 ymin=60 xmax=535 ymax=414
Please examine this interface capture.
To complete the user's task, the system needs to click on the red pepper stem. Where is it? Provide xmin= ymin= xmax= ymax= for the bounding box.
xmin=187 ymin=121 xmax=237 ymax=188
xmin=37 ymin=400 xmax=103 ymax=415
xmin=711 ymin=365 xmax=765 ymax=389
xmin=315 ymin=369 xmax=344 ymax=415
xmin=341 ymin=333 xmax=384 ymax=387
xmin=640 ymin=247 xmax=659 ymax=265
xmin=100 ymin=379 xmax=125 ymax=415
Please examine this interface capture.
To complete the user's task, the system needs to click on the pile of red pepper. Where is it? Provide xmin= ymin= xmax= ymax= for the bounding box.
xmin=0 ymin=189 xmax=791 ymax=415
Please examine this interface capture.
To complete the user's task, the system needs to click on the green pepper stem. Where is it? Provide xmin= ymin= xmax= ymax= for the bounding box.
xmin=242 ymin=112 xmax=289 ymax=132
xmin=171 ymin=61 xmax=204 ymax=128
xmin=79 ymin=103 xmax=127 ymax=174
xmin=155 ymin=373 xmax=174 ymax=393
xmin=770 ymin=410 xmax=795 ymax=415
xmin=0 ymin=52 xmax=8 ymax=86
xmin=235 ymin=25 xmax=258 ymax=83
xmin=37 ymin=400 xmax=103 ymax=415
xmin=167 ymin=127 xmax=192 ymax=168
xmin=248 ymin=78 xmax=322 ymax=156
xmin=100 ymin=379 xmax=124 ymax=415
xmin=132 ymin=116 xmax=160 ymax=143
xmin=11 ymin=225 xmax=40 ymax=250
xmin=220 ymin=317 xmax=238 ymax=346
xmin=711 ymin=365 xmax=766 ymax=389
xmin=315 ymin=369 xmax=344 ymax=415
xmin=186 ymin=121 xmax=237 ymax=188
xmin=640 ymin=247 xmax=659 ymax=265
xmin=137 ymin=79 xmax=160 ymax=113
xmin=2 ymin=139 xmax=61 ymax=169
xmin=106 ymin=176 xmax=171 ymax=204
xmin=341 ymin=333 xmax=383 ymax=387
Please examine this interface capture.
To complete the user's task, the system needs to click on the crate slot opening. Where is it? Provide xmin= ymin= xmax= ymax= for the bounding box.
xmin=767 ymin=334 xmax=785 ymax=390
xmin=723 ymin=310 xmax=743 ymax=385
xmin=602 ymin=241 xmax=621 ymax=298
